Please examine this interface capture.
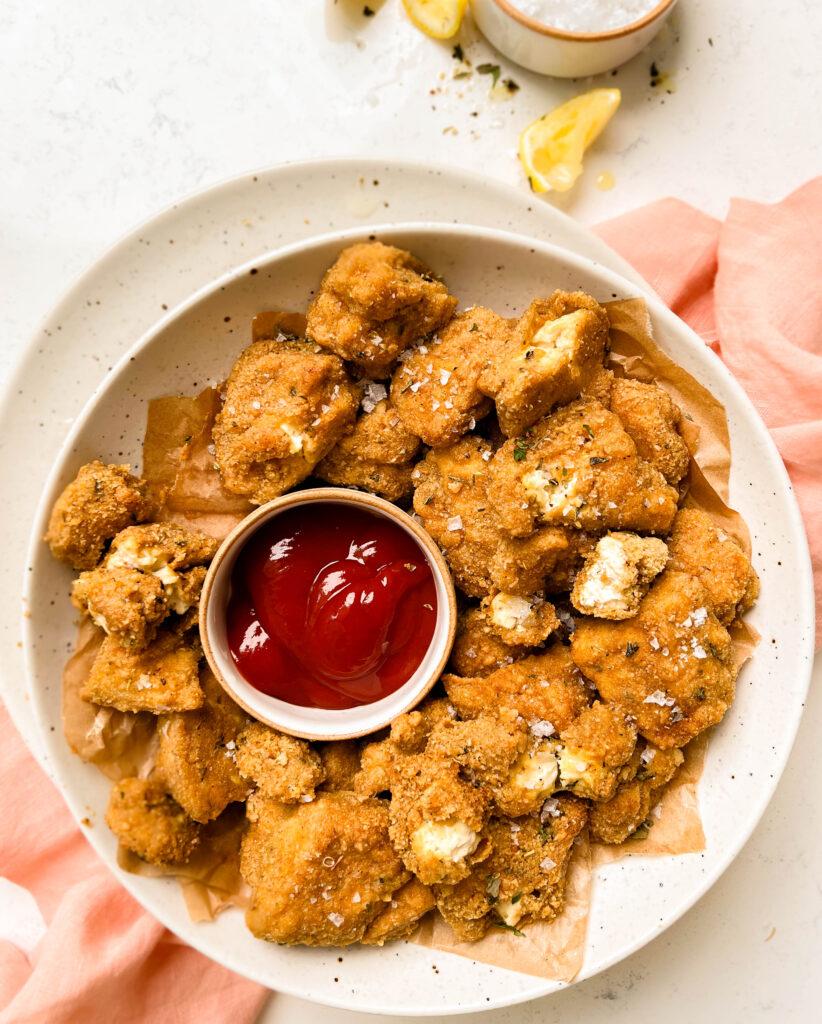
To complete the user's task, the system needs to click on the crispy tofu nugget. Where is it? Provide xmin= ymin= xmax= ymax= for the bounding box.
xmin=412 ymin=438 xmax=580 ymax=597
xmin=305 ymin=242 xmax=457 ymax=377
xmin=236 ymin=723 xmax=324 ymax=803
xmin=82 ymin=627 xmax=203 ymax=713
xmin=316 ymin=397 xmax=420 ymax=501
xmin=571 ymin=532 xmax=669 ymax=620
xmin=609 ymin=378 xmax=690 ymax=486
xmin=426 ymin=708 xmax=530 ymax=790
xmin=318 ymin=741 xmax=361 ymax=792
xmin=72 ymin=566 xmax=167 ymax=649
xmin=487 ymin=398 xmax=679 ymax=537
xmin=45 ymin=461 xmax=154 ymax=570
xmin=435 ymin=797 xmax=587 ymax=938
xmin=667 ymin=508 xmax=760 ymax=624
xmin=444 ymin=646 xmax=590 ymax=730
xmin=450 ymin=606 xmax=531 ymax=676
xmin=572 ymin=571 xmax=736 ymax=748
xmin=589 ymin=744 xmax=684 ymax=844
xmin=362 ymin=877 xmax=436 ymax=945
xmin=481 ymin=592 xmax=559 ymax=646
xmin=478 ymin=292 xmax=610 ymax=437
xmin=391 ymin=308 xmax=504 ymax=446
xmin=390 ymin=698 xmax=456 ymax=753
xmin=212 ymin=337 xmax=359 ymax=503
xmin=389 ymin=754 xmax=490 ymax=885
xmin=354 ymin=737 xmax=397 ymax=797
xmin=107 ymin=522 xmax=217 ymax=572
xmin=106 ymin=777 xmax=200 ymax=865
xmin=554 ymin=701 xmax=637 ymax=801
xmin=156 ymin=673 xmax=250 ymax=822
xmin=241 ymin=791 xmax=409 ymax=946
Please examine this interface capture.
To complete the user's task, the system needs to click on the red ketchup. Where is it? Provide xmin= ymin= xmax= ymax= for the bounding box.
xmin=226 ymin=505 xmax=438 ymax=710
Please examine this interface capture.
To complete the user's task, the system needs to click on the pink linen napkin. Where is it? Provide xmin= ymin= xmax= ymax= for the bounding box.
xmin=0 ymin=703 xmax=268 ymax=1024
xmin=2 ymin=180 xmax=820 ymax=1024
xmin=597 ymin=178 xmax=822 ymax=646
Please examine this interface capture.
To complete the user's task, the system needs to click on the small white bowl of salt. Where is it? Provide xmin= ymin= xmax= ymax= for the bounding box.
xmin=471 ymin=0 xmax=677 ymax=77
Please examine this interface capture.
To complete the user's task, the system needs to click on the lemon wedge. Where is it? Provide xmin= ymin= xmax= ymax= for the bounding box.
xmin=402 ymin=0 xmax=467 ymax=39
xmin=519 ymin=88 xmax=621 ymax=194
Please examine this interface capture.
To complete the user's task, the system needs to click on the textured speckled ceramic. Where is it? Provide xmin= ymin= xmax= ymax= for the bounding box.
xmin=20 ymin=217 xmax=813 ymax=1014
xmin=200 ymin=489 xmax=457 ymax=741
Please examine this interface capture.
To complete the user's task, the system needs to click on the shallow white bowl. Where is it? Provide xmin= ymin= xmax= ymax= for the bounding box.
xmin=24 ymin=222 xmax=814 ymax=1014
xmin=200 ymin=488 xmax=457 ymax=741
xmin=471 ymin=0 xmax=677 ymax=77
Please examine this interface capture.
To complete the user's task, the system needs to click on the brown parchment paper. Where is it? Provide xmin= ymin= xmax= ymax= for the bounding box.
xmin=60 ymin=298 xmax=759 ymax=982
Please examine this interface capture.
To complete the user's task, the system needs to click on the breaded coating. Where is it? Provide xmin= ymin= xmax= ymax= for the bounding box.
xmin=426 ymin=709 xmax=529 ymax=789
xmin=45 ymin=461 xmax=153 ymax=570
xmin=316 ymin=397 xmax=420 ymax=501
xmin=554 ymin=701 xmax=637 ymax=801
xmin=571 ymin=532 xmax=669 ymax=620
xmin=236 ymin=723 xmax=324 ymax=803
xmin=571 ymin=571 xmax=736 ymax=748
xmin=82 ymin=627 xmax=203 ymax=713
xmin=241 ymin=791 xmax=409 ymax=946
xmin=72 ymin=566 xmax=167 ymax=649
xmin=108 ymin=521 xmax=217 ymax=571
xmin=212 ymin=337 xmax=359 ymax=503
xmin=487 ymin=398 xmax=679 ymax=537
xmin=391 ymin=308 xmax=503 ymax=446
xmin=589 ymin=744 xmax=684 ymax=844
xmin=478 ymin=292 xmax=609 ymax=437
xmin=388 ymin=754 xmax=489 ymax=885
xmin=389 ymin=698 xmax=456 ymax=753
xmin=435 ymin=797 xmax=587 ymax=938
xmin=412 ymin=438 xmax=580 ymax=597
xmin=494 ymin=737 xmax=563 ymax=817
xmin=443 ymin=646 xmax=590 ymax=731
xmin=450 ymin=606 xmax=531 ymax=676
xmin=106 ymin=777 xmax=200 ymax=865
xmin=667 ymin=508 xmax=760 ymax=624
xmin=362 ymin=877 xmax=436 ymax=945
xmin=608 ymin=378 xmax=690 ymax=486
xmin=156 ymin=673 xmax=250 ymax=822
xmin=354 ymin=737 xmax=397 ymax=797
xmin=480 ymin=592 xmax=559 ymax=646
xmin=305 ymin=242 xmax=457 ymax=377
xmin=318 ymin=741 xmax=361 ymax=792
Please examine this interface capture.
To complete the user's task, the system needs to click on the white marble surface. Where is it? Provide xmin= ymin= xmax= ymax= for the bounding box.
xmin=1 ymin=0 xmax=820 ymax=1020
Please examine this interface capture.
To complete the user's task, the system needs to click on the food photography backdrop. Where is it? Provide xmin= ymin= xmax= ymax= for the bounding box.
xmin=1 ymin=1 xmax=820 ymax=1022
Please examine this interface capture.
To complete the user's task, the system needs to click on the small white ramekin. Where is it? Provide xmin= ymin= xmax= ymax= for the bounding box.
xmin=199 ymin=487 xmax=457 ymax=741
xmin=471 ymin=0 xmax=677 ymax=78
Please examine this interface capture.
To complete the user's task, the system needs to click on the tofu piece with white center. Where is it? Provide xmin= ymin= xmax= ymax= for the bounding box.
xmin=509 ymin=743 xmax=560 ymax=795
xmin=495 ymin=898 xmax=524 ymax=927
xmin=281 ymin=422 xmax=306 ymax=454
xmin=410 ymin=820 xmax=479 ymax=867
xmin=521 ymin=468 xmax=582 ymax=520
xmin=489 ymin=593 xmax=533 ymax=632
xmin=571 ymin=532 xmax=668 ymax=620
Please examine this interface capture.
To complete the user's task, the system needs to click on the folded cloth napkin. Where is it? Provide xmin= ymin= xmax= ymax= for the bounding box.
xmin=597 ymin=178 xmax=822 ymax=646
xmin=2 ymin=181 xmax=820 ymax=1024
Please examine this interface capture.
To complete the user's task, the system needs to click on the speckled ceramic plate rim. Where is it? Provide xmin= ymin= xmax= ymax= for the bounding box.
xmin=20 ymin=219 xmax=815 ymax=1015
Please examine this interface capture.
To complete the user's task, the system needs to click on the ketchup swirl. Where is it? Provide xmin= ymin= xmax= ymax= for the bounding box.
xmin=226 ymin=505 xmax=437 ymax=710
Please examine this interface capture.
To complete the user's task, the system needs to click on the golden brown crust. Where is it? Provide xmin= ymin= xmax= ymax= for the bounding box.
xmin=45 ymin=462 xmax=154 ymax=570
xmin=571 ymin=571 xmax=737 ymax=748
xmin=155 ymin=673 xmax=250 ymax=822
xmin=362 ymin=877 xmax=436 ymax=945
xmin=391 ymin=308 xmax=503 ymax=446
xmin=82 ymin=627 xmax=203 ymax=713
xmin=236 ymin=723 xmax=324 ymax=803
xmin=478 ymin=292 xmax=609 ymax=437
xmin=667 ymin=508 xmax=760 ymax=624
xmin=106 ymin=777 xmax=200 ymax=864
xmin=609 ymin=377 xmax=690 ymax=486
xmin=306 ymin=242 xmax=457 ymax=377
xmin=317 ymin=741 xmax=362 ymax=792
xmin=450 ymin=606 xmax=531 ymax=676
xmin=213 ymin=337 xmax=359 ymax=503
xmin=241 ymin=791 xmax=409 ymax=945
xmin=487 ymin=398 xmax=679 ymax=538
xmin=570 ymin=532 xmax=669 ymax=621
xmin=72 ymin=566 xmax=168 ymax=649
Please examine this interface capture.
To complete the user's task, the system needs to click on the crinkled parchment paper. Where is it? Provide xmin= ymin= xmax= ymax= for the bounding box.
xmin=61 ymin=299 xmax=758 ymax=981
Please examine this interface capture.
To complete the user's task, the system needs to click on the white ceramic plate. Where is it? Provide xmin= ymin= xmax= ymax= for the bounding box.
xmin=23 ymin=222 xmax=814 ymax=1015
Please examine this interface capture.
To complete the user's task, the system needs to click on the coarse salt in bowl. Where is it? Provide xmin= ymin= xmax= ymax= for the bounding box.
xmin=471 ymin=0 xmax=678 ymax=77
